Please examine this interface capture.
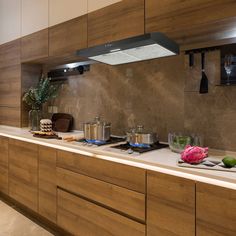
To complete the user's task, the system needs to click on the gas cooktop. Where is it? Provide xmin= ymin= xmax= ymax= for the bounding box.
xmin=111 ymin=142 xmax=169 ymax=154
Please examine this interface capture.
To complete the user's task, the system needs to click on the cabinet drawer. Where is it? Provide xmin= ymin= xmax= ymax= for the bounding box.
xmin=57 ymin=189 xmax=145 ymax=236
xmin=57 ymin=167 xmax=145 ymax=222
xmin=147 ymin=171 xmax=195 ymax=236
xmin=57 ymin=150 xmax=146 ymax=193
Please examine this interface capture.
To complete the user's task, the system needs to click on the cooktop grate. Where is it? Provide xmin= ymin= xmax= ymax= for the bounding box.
xmin=111 ymin=142 xmax=169 ymax=153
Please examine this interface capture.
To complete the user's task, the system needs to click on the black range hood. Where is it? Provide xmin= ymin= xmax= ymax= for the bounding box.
xmin=77 ymin=32 xmax=179 ymax=65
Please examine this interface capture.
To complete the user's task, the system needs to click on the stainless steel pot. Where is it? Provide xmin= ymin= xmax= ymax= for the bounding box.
xmin=83 ymin=117 xmax=111 ymax=141
xmin=126 ymin=125 xmax=157 ymax=146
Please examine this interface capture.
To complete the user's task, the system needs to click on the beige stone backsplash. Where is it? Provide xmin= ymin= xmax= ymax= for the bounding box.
xmin=45 ymin=51 xmax=236 ymax=151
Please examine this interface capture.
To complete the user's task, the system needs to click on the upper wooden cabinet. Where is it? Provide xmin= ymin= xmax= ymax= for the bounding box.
xmin=88 ymin=0 xmax=122 ymax=13
xmin=145 ymin=0 xmax=236 ymax=48
xmin=21 ymin=0 xmax=49 ymax=37
xmin=88 ymin=0 xmax=144 ymax=47
xmin=147 ymin=171 xmax=195 ymax=236
xmin=196 ymin=182 xmax=236 ymax=236
xmin=49 ymin=0 xmax=87 ymax=27
xmin=21 ymin=29 xmax=49 ymax=62
xmin=0 ymin=0 xmax=21 ymax=45
xmin=49 ymin=15 xmax=87 ymax=56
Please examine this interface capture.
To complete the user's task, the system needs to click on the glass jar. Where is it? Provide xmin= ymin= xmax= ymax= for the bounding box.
xmin=29 ymin=106 xmax=42 ymax=131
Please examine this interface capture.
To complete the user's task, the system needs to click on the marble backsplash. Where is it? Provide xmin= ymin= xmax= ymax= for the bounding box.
xmin=46 ymin=51 xmax=236 ymax=151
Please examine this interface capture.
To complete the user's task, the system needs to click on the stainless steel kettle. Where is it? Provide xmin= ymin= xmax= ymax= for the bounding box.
xmin=83 ymin=117 xmax=111 ymax=142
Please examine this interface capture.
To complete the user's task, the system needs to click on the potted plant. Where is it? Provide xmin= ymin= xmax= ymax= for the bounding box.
xmin=23 ymin=76 xmax=61 ymax=131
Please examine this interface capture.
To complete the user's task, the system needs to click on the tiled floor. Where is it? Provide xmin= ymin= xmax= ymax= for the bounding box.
xmin=0 ymin=200 xmax=53 ymax=236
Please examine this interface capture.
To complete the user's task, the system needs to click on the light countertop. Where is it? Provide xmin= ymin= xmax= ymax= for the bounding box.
xmin=0 ymin=125 xmax=236 ymax=190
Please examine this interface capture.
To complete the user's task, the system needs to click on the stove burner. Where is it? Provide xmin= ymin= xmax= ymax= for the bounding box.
xmin=85 ymin=139 xmax=106 ymax=145
xmin=129 ymin=143 xmax=150 ymax=148
xmin=111 ymin=142 xmax=168 ymax=154
xmin=77 ymin=136 xmax=126 ymax=146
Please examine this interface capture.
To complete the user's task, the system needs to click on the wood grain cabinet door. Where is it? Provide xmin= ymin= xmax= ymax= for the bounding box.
xmin=147 ymin=171 xmax=195 ymax=236
xmin=57 ymin=189 xmax=146 ymax=236
xmin=38 ymin=146 xmax=57 ymax=223
xmin=49 ymin=15 xmax=87 ymax=56
xmin=196 ymin=182 xmax=236 ymax=236
xmin=21 ymin=29 xmax=49 ymax=62
xmin=8 ymin=139 xmax=38 ymax=212
xmin=0 ymin=136 xmax=9 ymax=195
xmin=88 ymin=0 xmax=145 ymax=47
xmin=145 ymin=0 xmax=236 ymax=47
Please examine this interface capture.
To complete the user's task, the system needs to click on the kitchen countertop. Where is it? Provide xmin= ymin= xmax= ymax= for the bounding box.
xmin=0 ymin=125 xmax=236 ymax=190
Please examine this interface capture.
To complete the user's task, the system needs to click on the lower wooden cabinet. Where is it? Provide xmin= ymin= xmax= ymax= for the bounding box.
xmin=57 ymin=189 xmax=146 ymax=236
xmin=57 ymin=167 xmax=146 ymax=222
xmin=0 ymin=136 xmax=9 ymax=195
xmin=38 ymin=146 xmax=57 ymax=223
xmin=8 ymin=139 xmax=38 ymax=212
xmin=147 ymin=171 xmax=196 ymax=236
xmin=57 ymin=150 xmax=146 ymax=194
xmin=196 ymin=182 xmax=236 ymax=236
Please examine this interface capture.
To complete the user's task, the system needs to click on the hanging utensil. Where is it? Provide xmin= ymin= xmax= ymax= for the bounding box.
xmin=199 ymin=52 xmax=208 ymax=94
xmin=189 ymin=52 xmax=194 ymax=68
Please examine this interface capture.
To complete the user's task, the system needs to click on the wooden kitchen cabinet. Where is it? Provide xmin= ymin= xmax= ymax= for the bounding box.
xmin=0 ymin=65 xmax=21 ymax=107
xmin=0 ymin=0 xmax=21 ymax=45
xmin=88 ymin=0 xmax=122 ymax=13
xmin=21 ymin=29 xmax=49 ymax=62
xmin=57 ymin=167 xmax=146 ymax=222
xmin=49 ymin=15 xmax=87 ymax=56
xmin=21 ymin=0 xmax=49 ymax=37
xmin=57 ymin=189 xmax=146 ymax=236
xmin=0 ymin=39 xmax=22 ymax=127
xmin=0 ymin=136 xmax=9 ymax=195
xmin=88 ymin=0 xmax=144 ymax=47
xmin=38 ymin=146 xmax=57 ymax=223
xmin=147 ymin=171 xmax=195 ymax=236
xmin=49 ymin=0 xmax=87 ymax=27
xmin=196 ymin=182 xmax=236 ymax=236
xmin=0 ymin=39 xmax=21 ymax=69
xmin=145 ymin=0 xmax=236 ymax=48
xmin=8 ymin=139 xmax=38 ymax=212
xmin=57 ymin=150 xmax=146 ymax=193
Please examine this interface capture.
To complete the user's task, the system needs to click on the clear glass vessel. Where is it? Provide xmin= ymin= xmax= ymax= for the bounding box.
xmin=29 ymin=106 xmax=42 ymax=131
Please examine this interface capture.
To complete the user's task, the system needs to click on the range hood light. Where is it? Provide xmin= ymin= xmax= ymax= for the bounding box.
xmin=78 ymin=32 xmax=179 ymax=65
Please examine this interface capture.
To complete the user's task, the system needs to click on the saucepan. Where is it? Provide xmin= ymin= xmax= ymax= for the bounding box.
xmin=83 ymin=117 xmax=111 ymax=142
xmin=126 ymin=125 xmax=158 ymax=147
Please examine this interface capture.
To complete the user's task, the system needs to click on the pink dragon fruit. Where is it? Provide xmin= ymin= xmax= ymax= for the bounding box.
xmin=181 ymin=145 xmax=208 ymax=164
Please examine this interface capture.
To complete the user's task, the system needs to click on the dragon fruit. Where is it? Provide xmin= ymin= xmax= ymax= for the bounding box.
xmin=181 ymin=145 xmax=208 ymax=164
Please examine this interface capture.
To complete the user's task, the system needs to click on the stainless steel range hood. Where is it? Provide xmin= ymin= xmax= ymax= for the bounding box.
xmin=77 ymin=32 xmax=179 ymax=65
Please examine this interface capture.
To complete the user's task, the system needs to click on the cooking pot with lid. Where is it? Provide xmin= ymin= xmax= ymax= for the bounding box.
xmin=126 ymin=125 xmax=158 ymax=147
xmin=83 ymin=117 xmax=111 ymax=142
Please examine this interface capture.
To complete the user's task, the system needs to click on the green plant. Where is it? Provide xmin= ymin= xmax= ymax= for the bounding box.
xmin=23 ymin=76 xmax=60 ymax=109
